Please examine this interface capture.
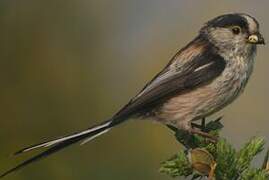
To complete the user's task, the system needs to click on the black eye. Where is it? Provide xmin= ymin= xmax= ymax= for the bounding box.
xmin=231 ymin=26 xmax=241 ymax=35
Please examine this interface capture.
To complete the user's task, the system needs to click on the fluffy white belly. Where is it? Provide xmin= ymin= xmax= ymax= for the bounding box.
xmin=153 ymin=56 xmax=254 ymax=129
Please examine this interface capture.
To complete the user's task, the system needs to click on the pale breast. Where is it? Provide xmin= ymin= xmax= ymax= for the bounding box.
xmin=154 ymin=55 xmax=255 ymax=126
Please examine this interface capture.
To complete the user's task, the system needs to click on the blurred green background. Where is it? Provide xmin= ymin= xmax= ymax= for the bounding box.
xmin=0 ymin=0 xmax=268 ymax=179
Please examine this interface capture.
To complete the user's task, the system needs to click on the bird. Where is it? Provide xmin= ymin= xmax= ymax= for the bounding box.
xmin=1 ymin=13 xmax=265 ymax=178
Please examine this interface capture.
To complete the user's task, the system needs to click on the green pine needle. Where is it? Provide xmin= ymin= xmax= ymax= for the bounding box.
xmin=215 ymin=139 xmax=237 ymax=179
xmin=241 ymin=168 xmax=269 ymax=180
xmin=159 ymin=150 xmax=192 ymax=177
xmin=237 ymin=137 xmax=265 ymax=173
xmin=160 ymin=119 xmax=268 ymax=180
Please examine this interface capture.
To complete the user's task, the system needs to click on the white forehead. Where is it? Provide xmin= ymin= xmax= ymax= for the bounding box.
xmin=242 ymin=14 xmax=258 ymax=33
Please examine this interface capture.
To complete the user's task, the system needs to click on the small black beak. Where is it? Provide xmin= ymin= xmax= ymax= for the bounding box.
xmin=257 ymin=33 xmax=265 ymax=45
xmin=247 ymin=32 xmax=265 ymax=45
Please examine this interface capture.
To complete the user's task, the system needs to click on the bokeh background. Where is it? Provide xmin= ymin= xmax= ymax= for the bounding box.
xmin=0 ymin=0 xmax=268 ymax=179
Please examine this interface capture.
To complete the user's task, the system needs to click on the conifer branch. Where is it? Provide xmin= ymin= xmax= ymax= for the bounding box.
xmin=160 ymin=118 xmax=269 ymax=180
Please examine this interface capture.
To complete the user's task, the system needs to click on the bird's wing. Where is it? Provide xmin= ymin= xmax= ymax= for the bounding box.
xmin=111 ymin=40 xmax=226 ymax=123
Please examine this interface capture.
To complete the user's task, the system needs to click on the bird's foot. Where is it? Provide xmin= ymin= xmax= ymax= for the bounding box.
xmin=167 ymin=116 xmax=223 ymax=146
xmin=191 ymin=118 xmax=206 ymax=131
xmin=191 ymin=116 xmax=223 ymax=132
xmin=188 ymin=128 xmax=218 ymax=143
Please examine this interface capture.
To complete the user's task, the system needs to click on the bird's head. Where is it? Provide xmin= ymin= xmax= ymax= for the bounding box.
xmin=200 ymin=13 xmax=265 ymax=55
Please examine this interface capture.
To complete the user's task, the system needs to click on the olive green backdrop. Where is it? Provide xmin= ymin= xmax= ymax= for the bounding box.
xmin=0 ymin=1 xmax=268 ymax=179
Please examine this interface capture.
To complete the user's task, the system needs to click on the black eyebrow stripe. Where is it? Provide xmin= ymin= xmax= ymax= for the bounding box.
xmin=207 ymin=14 xmax=249 ymax=30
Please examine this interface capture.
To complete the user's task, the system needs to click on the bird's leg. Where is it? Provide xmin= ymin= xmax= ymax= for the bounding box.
xmin=168 ymin=118 xmax=219 ymax=144
xmin=201 ymin=118 xmax=206 ymax=131
xmin=191 ymin=122 xmax=202 ymax=129
xmin=181 ymin=121 xmax=218 ymax=143
xmin=189 ymin=128 xmax=218 ymax=143
xmin=191 ymin=118 xmax=206 ymax=131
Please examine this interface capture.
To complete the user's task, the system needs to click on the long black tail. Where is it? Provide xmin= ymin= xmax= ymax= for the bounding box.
xmin=0 ymin=119 xmax=117 ymax=178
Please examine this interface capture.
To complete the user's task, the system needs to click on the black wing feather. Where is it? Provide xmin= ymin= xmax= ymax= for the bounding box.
xmin=112 ymin=43 xmax=226 ymax=123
